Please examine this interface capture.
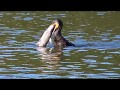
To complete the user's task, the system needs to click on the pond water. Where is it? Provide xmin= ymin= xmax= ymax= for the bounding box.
xmin=0 ymin=11 xmax=120 ymax=79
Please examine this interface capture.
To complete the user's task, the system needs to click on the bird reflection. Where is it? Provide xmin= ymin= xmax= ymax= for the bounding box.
xmin=36 ymin=46 xmax=64 ymax=65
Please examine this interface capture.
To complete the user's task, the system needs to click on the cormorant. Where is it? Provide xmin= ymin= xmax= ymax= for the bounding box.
xmin=36 ymin=19 xmax=75 ymax=47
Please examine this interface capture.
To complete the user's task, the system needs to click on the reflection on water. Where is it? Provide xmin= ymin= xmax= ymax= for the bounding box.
xmin=36 ymin=46 xmax=63 ymax=64
xmin=36 ymin=46 xmax=64 ymax=72
xmin=0 ymin=11 xmax=120 ymax=79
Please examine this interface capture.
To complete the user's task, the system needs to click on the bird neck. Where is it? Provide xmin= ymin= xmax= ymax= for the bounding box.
xmin=55 ymin=32 xmax=63 ymax=41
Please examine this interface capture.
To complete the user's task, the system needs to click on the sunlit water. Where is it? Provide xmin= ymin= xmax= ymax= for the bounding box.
xmin=0 ymin=11 xmax=120 ymax=79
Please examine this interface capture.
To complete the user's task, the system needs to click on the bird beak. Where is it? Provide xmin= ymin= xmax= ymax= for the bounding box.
xmin=51 ymin=22 xmax=59 ymax=32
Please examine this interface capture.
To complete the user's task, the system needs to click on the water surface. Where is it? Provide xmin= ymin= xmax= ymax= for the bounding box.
xmin=0 ymin=11 xmax=120 ymax=79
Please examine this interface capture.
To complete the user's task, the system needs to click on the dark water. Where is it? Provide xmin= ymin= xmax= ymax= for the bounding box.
xmin=0 ymin=11 xmax=120 ymax=79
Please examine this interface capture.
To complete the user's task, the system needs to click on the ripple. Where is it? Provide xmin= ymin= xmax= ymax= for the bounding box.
xmin=82 ymin=59 xmax=97 ymax=64
xmin=85 ymin=55 xmax=98 ymax=58
xmin=94 ymin=68 xmax=108 ymax=71
xmin=0 ymin=54 xmax=15 ymax=57
xmin=66 ymin=65 xmax=81 ymax=69
xmin=100 ymin=62 xmax=113 ymax=65
xmin=77 ymin=49 xmax=88 ymax=52
xmin=113 ymin=35 xmax=120 ymax=39
xmin=97 ymin=12 xmax=107 ymax=16
xmin=108 ymin=51 xmax=120 ymax=54
xmin=112 ymin=68 xmax=120 ymax=70
xmin=87 ymin=74 xmax=109 ymax=79
xmin=88 ymin=65 xmax=97 ymax=68
xmin=100 ymin=73 xmax=120 ymax=78
xmin=103 ymin=56 xmax=113 ymax=59
xmin=23 ymin=17 xmax=33 ymax=21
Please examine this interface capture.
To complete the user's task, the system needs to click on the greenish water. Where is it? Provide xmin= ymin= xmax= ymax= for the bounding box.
xmin=0 ymin=11 xmax=120 ymax=79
